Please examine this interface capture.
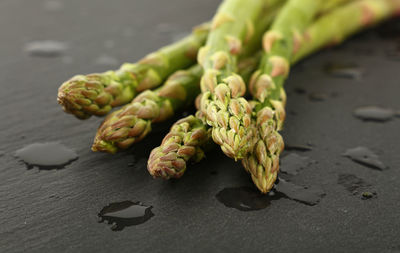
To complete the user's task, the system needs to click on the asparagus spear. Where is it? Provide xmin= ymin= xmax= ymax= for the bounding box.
xmin=147 ymin=55 xmax=261 ymax=178
xmin=320 ymin=0 xmax=356 ymax=13
xmin=91 ymin=3 xmax=282 ymax=153
xmin=148 ymin=112 xmax=211 ymax=179
xmin=58 ymin=0 xmax=284 ymax=120
xmin=147 ymin=0 xmax=400 ymax=183
xmin=57 ymin=23 xmax=209 ymax=119
xmin=199 ymin=0 xmax=344 ymax=160
xmin=245 ymin=0 xmax=400 ymax=193
xmin=92 ymin=52 xmax=262 ymax=153
xmin=92 ymin=65 xmax=202 ymax=153
xmin=57 ymin=0 xmax=353 ymax=121
xmin=198 ymin=0 xmax=282 ymax=160
xmin=293 ymin=0 xmax=400 ymax=63
xmin=242 ymin=0 xmax=324 ymax=193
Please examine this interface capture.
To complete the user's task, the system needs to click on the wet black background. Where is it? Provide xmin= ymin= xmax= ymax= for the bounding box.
xmin=1 ymin=0 xmax=400 ymax=252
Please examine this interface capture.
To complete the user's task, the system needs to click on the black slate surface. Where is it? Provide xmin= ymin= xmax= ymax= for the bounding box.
xmin=1 ymin=0 xmax=400 ymax=252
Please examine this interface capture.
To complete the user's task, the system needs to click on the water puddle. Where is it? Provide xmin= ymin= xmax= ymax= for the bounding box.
xmin=24 ymin=40 xmax=67 ymax=57
xmin=216 ymin=179 xmax=325 ymax=211
xmin=338 ymin=174 xmax=377 ymax=199
xmin=216 ymin=187 xmax=282 ymax=211
xmin=343 ymin=146 xmax=386 ymax=170
xmin=353 ymin=106 xmax=396 ymax=122
xmin=275 ymin=179 xmax=325 ymax=206
xmin=15 ymin=142 xmax=78 ymax=170
xmin=98 ymin=201 xmax=154 ymax=231
xmin=280 ymin=153 xmax=312 ymax=175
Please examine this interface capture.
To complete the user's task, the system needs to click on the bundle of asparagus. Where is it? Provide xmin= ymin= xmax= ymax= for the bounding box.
xmin=58 ymin=0 xmax=400 ymax=193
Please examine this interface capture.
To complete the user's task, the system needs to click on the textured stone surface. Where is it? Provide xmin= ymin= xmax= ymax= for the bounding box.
xmin=0 ymin=0 xmax=399 ymax=252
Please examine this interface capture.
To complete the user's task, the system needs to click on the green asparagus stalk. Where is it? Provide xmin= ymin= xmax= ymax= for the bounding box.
xmin=243 ymin=0 xmax=323 ymax=193
xmin=92 ymin=65 xmax=202 ymax=153
xmin=148 ymin=112 xmax=211 ymax=179
xmin=319 ymin=0 xmax=356 ymax=13
xmin=91 ymin=3 xmax=282 ymax=153
xmin=293 ymin=0 xmax=400 ymax=63
xmin=58 ymin=0 xmax=284 ymax=121
xmin=147 ymin=0 xmax=400 ymax=184
xmin=246 ymin=0 xmax=400 ymax=193
xmin=147 ymin=54 xmax=261 ymax=178
xmin=57 ymin=0 xmax=352 ymax=121
xmin=92 ymin=52 xmax=262 ymax=153
xmin=57 ymin=24 xmax=209 ymax=119
xmin=198 ymin=0 xmax=281 ymax=160
xmin=199 ymin=0 xmax=339 ymax=160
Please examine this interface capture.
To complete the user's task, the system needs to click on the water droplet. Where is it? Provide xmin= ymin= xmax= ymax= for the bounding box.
xmin=308 ymin=92 xmax=328 ymax=102
xmin=324 ymin=62 xmax=363 ymax=80
xmin=94 ymin=55 xmax=118 ymax=66
xmin=43 ymin=1 xmax=63 ymax=11
xmin=338 ymin=174 xmax=376 ymax=199
xmin=15 ymin=142 xmax=78 ymax=170
xmin=275 ymin=179 xmax=325 ymax=206
xmin=24 ymin=40 xmax=67 ymax=57
xmin=216 ymin=187 xmax=282 ymax=211
xmin=294 ymin=87 xmax=306 ymax=94
xmin=98 ymin=201 xmax=154 ymax=231
xmin=361 ymin=191 xmax=376 ymax=200
xmin=284 ymin=144 xmax=313 ymax=152
xmin=343 ymin=146 xmax=387 ymax=170
xmin=353 ymin=106 xmax=395 ymax=122
xmin=280 ymin=153 xmax=312 ymax=175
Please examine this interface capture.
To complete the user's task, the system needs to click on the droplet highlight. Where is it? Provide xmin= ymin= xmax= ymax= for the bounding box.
xmin=24 ymin=40 xmax=67 ymax=57
xmin=324 ymin=62 xmax=363 ymax=80
xmin=353 ymin=106 xmax=395 ymax=122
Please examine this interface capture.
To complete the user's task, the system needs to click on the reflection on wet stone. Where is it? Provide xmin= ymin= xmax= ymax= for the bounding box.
xmin=343 ymin=146 xmax=387 ymax=170
xmin=15 ymin=142 xmax=78 ymax=170
xmin=98 ymin=201 xmax=154 ymax=231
